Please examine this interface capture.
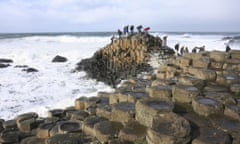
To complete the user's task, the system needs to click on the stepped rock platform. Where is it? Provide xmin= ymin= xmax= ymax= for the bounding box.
xmin=1 ymin=34 xmax=240 ymax=144
xmin=76 ymin=33 xmax=175 ymax=87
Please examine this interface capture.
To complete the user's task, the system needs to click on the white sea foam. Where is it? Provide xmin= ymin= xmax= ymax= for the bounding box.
xmin=0 ymin=35 xmax=114 ymax=120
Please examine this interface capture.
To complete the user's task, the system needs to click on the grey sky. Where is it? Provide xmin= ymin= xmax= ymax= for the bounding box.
xmin=0 ymin=0 xmax=239 ymax=32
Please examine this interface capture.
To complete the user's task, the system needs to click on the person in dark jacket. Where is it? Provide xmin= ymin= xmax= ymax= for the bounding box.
xmin=117 ymin=29 xmax=122 ymax=38
xmin=130 ymin=25 xmax=134 ymax=35
xmin=137 ymin=25 xmax=143 ymax=33
xmin=226 ymin=45 xmax=231 ymax=52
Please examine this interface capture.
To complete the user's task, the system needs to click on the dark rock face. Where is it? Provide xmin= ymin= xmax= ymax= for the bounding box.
xmin=0 ymin=58 xmax=13 ymax=63
xmin=22 ymin=67 xmax=39 ymax=73
xmin=0 ymin=63 xmax=10 ymax=68
xmin=76 ymin=33 xmax=175 ymax=87
xmin=52 ymin=55 xmax=67 ymax=63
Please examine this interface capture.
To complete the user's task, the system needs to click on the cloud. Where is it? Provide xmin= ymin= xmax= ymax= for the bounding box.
xmin=0 ymin=0 xmax=239 ymax=32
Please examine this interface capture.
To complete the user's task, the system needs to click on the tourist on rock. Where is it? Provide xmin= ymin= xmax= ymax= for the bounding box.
xmin=192 ymin=48 xmax=197 ymax=53
xmin=123 ymin=25 xmax=129 ymax=36
xmin=162 ymin=36 xmax=168 ymax=48
xmin=111 ymin=35 xmax=115 ymax=44
xmin=130 ymin=25 xmax=134 ymax=35
xmin=137 ymin=25 xmax=143 ymax=33
xmin=174 ymin=43 xmax=180 ymax=52
xmin=226 ymin=45 xmax=231 ymax=52
xmin=117 ymin=29 xmax=122 ymax=38
xmin=180 ymin=46 xmax=185 ymax=55
xmin=198 ymin=45 xmax=205 ymax=52
xmin=144 ymin=27 xmax=150 ymax=35
xmin=185 ymin=47 xmax=189 ymax=53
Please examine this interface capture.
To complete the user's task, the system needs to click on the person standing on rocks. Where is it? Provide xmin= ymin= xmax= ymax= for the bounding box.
xmin=123 ymin=25 xmax=129 ymax=37
xmin=137 ymin=25 xmax=143 ymax=33
xmin=117 ymin=29 xmax=122 ymax=38
xmin=174 ymin=43 xmax=180 ymax=52
xmin=162 ymin=36 xmax=168 ymax=48
xmin=226 ymin=45 xmax=231 ymax=52
xmin=180 ymin=46 xmax=185 ymax=55
xmin=111 ymin=35 xmax=115 ymax=44
xmin=130 ymin=25 xmax=134 ymax=35
xmin=185 ymin=47 xmax=189 ymax=53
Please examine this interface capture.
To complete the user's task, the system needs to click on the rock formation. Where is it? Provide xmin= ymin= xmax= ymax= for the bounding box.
xmin=1 ymin=42 xmax=240 ymax=143
xmin=76 ymin=33 xmax=175 ymax=87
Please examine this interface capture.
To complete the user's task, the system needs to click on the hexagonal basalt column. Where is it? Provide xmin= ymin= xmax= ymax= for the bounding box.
xmin=111 ymin=102 xmax=135 ymax=123
xmin=146 ymin=112 xmax=191 ymax=144
xmin=135 ymin=98 xmax=174 ymax=127
xmin=192 ymin=97 xmax=224 ymax=117
xmin=172 ymin=84 xmax=199 ymax=103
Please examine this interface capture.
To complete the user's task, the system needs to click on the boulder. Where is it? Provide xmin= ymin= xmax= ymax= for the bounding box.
xmin=22 ymin=67 xmax=38 ymax=73
xmin=0 ymin=58 xmax=13 ymax=63
xmin=0 ymin=63 xmax=10 ymax=68
xmin=52 ymin=55 xmax=67 ymax=62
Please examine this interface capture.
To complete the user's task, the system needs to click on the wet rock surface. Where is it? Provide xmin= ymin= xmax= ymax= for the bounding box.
xmin=1 ymin=42 xmax=240 ymax=143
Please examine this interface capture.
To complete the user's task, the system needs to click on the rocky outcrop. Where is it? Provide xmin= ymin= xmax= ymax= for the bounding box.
xmin=1 ymin=49 xmax=240 ymax=143
xmin=0 ymin=58 xmax=13 ymax=68
xmin=52 ymin=55 xmax=68 ymax=63
xmin=76 ymin=33 xmax=175 ymax=87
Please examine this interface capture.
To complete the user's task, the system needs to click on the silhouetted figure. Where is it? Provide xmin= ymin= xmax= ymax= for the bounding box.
xmin=185 ymin=47 xmax=189 ymax=53
xmin=180 ymin=46 xmax=185 ymax=55
xmin=226 ymin=45 xmax=231 ymax=52
xmin=130 ymin=25 xmax=134 ymax=34
xmin=143 ymin=27 xmax=150 ymax=35
xmin=123 ymin=25 xmax=129 ymax=36
xmin=174 ymin=43 xmax=180 ymax=52
xmin=198 ymin=45 xmax=205 ymax=52
xmin=111 ymin=35 xmax=115 ymax=44
xmin=192 ymin=48 xmax=197 ymax=53
xmin=137 ymin=25 xmax=143 ymax=33
xmin=162 ymin=36 xmax=168 ymax=48
xmin=117 ymin=29 xmax=122 ymax=38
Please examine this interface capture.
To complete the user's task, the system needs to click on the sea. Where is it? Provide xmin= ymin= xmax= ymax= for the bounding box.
xmin=0 ymin=32 xmax=240 ymax=120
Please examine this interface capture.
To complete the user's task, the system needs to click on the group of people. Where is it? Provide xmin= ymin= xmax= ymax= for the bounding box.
xmin=117 ymin=25 xmax=150 ymax=38
xmin=174 ymin=43 xmax=231 ymax=56
xmin=174 ymin=43 xmax=190 ymax=56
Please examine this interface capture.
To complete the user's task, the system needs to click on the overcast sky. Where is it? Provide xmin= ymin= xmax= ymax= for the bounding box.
xmin=0 ymin=0 xmax=239 ymax=33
